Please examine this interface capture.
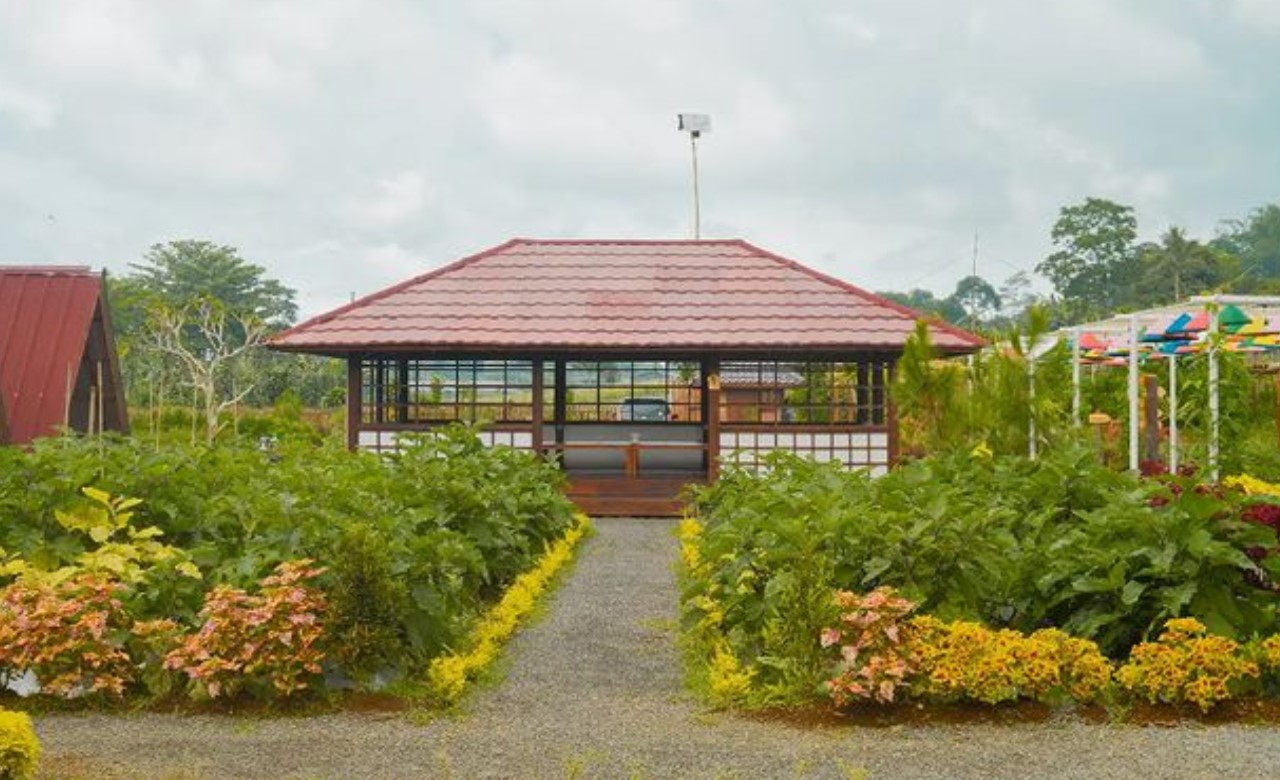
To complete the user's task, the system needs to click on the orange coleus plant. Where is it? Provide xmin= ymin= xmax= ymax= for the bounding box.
xmin=821 ymin=587 xmax=919 ymax=706
xmin=164 ymin=560 xmax=328 ymax=700
xmin=0 ymin=574 xmax=135 ymax=697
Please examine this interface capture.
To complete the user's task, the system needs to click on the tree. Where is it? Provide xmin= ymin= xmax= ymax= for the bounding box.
xmin=146 ymin=299 xmax=268 ymax=444
xmin=1036 ymin=198 xmax=1139 ymax=321
xmin=1138 ymin=227 xmax=1221 ymax=302
xmin=129 ymin=240 xmax=297 ymax=327
xmin=950 ymin=275 xmax=1002 ymax=325
xmin=879 ymin=289 xmax=966 ymax=324
xmin=1216 ymin=204 xmax=1280 ymax=290
xmin=113 ymin=240 xmax=343 ymax=410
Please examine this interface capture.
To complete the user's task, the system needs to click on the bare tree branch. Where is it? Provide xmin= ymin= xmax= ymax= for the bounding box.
xmin=144 ymin=299 xmax=267 ymax=444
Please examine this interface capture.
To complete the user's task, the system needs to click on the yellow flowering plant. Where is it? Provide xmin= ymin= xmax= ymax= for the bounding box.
xmin=1225 ymin=474 xmax=1280 ymax=497
xmin=820 ymin=589 xmax=1114 ymax=709
xmin=426 ymin=515 xmax=591 ymax=705
xmin=0 ymin=709 xmax=39 ymax=780
xmin=1115 ymin=617 xmax=1258 ymax=712
xmin=906 ymin=618 xmax=1112 ymax=706
xmin=707 ymin=638 xmax=756 ymax=706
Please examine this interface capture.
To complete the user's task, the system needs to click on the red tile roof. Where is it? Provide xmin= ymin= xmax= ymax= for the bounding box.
xmin=270 ymin=239 xmax=984 ymax=354
xmin=0 ymin=267 xmax=119 ymax=443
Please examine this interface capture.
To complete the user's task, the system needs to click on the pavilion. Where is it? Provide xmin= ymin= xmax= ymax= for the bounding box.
xmin=0 ymin=267 xmax=129 ymax=444
xmin=269 ymin=239 xmax=983 ymax=515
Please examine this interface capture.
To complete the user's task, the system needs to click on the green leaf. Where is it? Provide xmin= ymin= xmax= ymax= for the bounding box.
xmin=1157 ymin=582 xmax=1197 ymax=614
xmin=81 ymin=486 xmax=112 ymax=505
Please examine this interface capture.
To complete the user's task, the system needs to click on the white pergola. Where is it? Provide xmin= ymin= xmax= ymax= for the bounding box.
xmin=1045 ymin=295 xmax=1280 ymax=481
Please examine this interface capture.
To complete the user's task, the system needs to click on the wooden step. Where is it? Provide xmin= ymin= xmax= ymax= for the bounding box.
xmin=566 ymin=473 xmax=706 ymax=517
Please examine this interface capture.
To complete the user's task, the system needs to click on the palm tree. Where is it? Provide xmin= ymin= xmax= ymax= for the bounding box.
xmin=1141 ymin=227 xmax=1217 ymax=302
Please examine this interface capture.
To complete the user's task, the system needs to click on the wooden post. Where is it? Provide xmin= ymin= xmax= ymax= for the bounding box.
xmin=64 ymin=364 xmax=73 ymax=428
xmin=704 ymin=358 xmax=721 ymax=482
xmin=625 ymin=441 xmax=639 ymax=478
xmin=87 ymin=386 xmax=98 ymax=437
xmin=553 ymin=360 xmax=567 ymax=456
xmin=95 ymin=362 xmax=104 ymax=436
xmin=885 ymin=360 xmax=900 ymax=466
xmin=346 ymin=357 xmax=361 ymax=451
xmin=531 ymin=358 xmax=544 ymax=455
xmin=1143 ymin=373 xmax=1160 ymax=464
xmin=395 ymin=358 xmax=409 ymax=423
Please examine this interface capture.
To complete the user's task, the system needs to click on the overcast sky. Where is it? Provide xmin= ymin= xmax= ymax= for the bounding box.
xmin=1 ymin=1 xmax=1277 ymax=319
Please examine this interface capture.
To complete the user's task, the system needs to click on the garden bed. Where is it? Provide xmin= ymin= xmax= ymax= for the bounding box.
xmin=0 ymin=427 xmax=581 ymax=712
xmin=679 ymin=446 xmax=1280 ymax=718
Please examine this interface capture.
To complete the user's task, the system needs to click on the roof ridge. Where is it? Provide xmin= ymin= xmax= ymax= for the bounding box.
xmin=0 ymin=266 xmax=95 ymax=275
xmin=511 ymin=238 xmax=744 ymax=246
xmin=270 ymin=239 xmax=524 ymax=344
xmin=735 ymin=240 xmax=986 ymax=348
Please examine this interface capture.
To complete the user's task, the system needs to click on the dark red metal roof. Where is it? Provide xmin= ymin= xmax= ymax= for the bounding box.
xmin=270 ymin=239 xmax=985 ymax=354
xmin=0 ymin=266 xmax=105 ymax=443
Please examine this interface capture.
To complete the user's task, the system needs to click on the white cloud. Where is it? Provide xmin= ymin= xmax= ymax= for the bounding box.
xmin=1232 ymin=0 xmax=1280 ymax=33
xmin=0 ymin=0 xmax=1275 ymax=317
xmin=0 ymin=81 xmax=55 ymax=128
xmin=345 ymin=172 xmax=434 ymax=228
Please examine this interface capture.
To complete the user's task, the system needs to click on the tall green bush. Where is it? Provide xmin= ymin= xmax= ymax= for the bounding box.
xmin=0 ymin=425 xmax=577 ymax=686
xmin=684 ymin=446 xmax=1280 ymax=702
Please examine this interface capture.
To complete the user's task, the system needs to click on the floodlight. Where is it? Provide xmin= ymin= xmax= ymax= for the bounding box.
xmin=677 ymin=113 xmax=711 ymax=136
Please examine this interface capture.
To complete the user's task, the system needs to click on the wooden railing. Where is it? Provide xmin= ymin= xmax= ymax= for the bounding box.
xmin=544 ymin=441 xmax=707 ymax=478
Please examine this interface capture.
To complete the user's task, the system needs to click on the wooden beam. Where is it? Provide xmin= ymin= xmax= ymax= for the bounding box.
xmin=346 ymin=357 xmax=361 ymax=451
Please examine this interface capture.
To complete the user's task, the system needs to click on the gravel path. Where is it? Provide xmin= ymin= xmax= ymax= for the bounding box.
xmin=32 ymin=517 xmax=1280 ymax=779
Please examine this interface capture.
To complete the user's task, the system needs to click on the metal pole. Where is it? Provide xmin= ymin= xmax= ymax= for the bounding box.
xmin=1169 ymin=355 xmax=1178 ymax=473
xmin=690 ymin=133 xmax=701 ymax=240
xmin=1028 ymin=346 xmax=1037 ymax=460
xmin=1209 ymin=299 xmax=1220 ymax=482
xmin=1128 ymin=315 xmax=1140 ymax=472
xmin=1071 ymin=327 xmax=1081 ymax=427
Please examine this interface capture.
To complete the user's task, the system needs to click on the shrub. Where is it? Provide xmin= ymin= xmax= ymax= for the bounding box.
xmin=165 ymin=560 xmax=328 ymax=700
xmin=1115 ymin=618 xmax=1258 ymax=712
xmin=821 ymin=588 xmax=917 ymax=706
xmin=324 ymin=523 xmax=412 ymax=682
xmin=707 ymin=639 xmax=756 ymax=707
xmin=0 ymin=709 xmax=39 ymax=780
xmin=907 ymin=617 xmax=1112 ymax=706
xmin=685 ymin=443 xmax=1279 ymax=703
xmin=0 ymin=575 xmax=134 ymax=697
xmin=0 ymin=426 xmax=578 ymax=690
xmin=127 ymin=618 xmax=185 ymax=700
xmin=819 ymin=588 xmax=1113 ymax=710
